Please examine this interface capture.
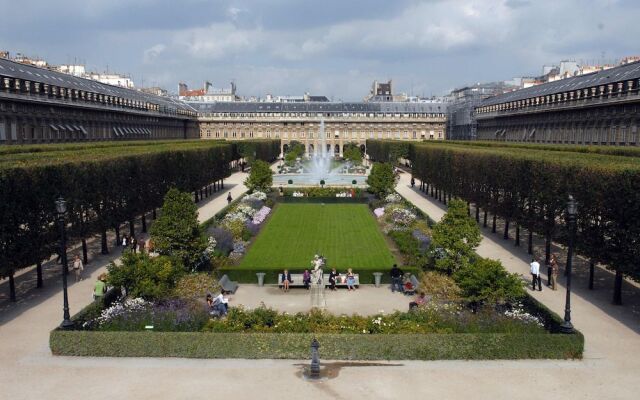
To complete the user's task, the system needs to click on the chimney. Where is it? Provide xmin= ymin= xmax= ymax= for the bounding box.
xmin=178 ymin=82 xmax=188 ymax=96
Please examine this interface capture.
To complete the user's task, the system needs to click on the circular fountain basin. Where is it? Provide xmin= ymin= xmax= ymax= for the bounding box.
xmin=273 ymin=174 xmax=367 ymax=187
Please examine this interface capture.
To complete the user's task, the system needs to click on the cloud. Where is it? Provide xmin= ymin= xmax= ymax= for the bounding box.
xmin=1 ymin=0 xmax=639 ymax=99
xmin=143 ymin=44 xmax=166 ymax=63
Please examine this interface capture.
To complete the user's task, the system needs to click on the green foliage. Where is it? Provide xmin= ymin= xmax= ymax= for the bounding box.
xmin=50 ymin=330 xmax=584 ymax=360
xmin=150 ymin=188 xmax=206 ymax=268
xmin=431 ymin=199 xmax=481 ymax=274
xmin=244 ymin=160 xmax=273 ymax=191
xmin=343 ymin=143 xmax=363 ymax=164
xmin=419 ymin=271 xmax=461 ymax=301
xmin=107 ymin=252 xmax=184 ymax=300
xmin=172 ymin=273 xmax=220 ymax=302
xmin=366 ymin=162 xmax=396 ymax=197
xmin=231 ymin=140 xmax=280 ymax=165
xmin=454 ymin=258 xmax=526 ymax=305
xmin=365 ymin=140 xmax=411 ymax=164
xmin=388 ymin=230 xmax=425 ymax=266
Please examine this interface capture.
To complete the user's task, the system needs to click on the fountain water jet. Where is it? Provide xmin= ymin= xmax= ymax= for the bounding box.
xmin=310 ymin=118 xmax=333 ymax=184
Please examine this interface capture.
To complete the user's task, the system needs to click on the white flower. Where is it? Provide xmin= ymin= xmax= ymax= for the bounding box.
xmin=385 ymin=193 xmax=401 ymax=203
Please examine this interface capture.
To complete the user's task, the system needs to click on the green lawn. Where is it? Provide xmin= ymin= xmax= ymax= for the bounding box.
xmin=239 ymin=203 xmax=396 ymax=270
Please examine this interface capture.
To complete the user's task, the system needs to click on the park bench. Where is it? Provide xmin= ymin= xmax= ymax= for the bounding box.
xmin=277 ymin=273 xmax=360 ymax=288
xmin=219 ymin=274 xmax=239 ymax=294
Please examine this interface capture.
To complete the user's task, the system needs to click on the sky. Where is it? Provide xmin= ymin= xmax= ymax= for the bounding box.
xmin=1 ymin=0 xmax=638 ymax=100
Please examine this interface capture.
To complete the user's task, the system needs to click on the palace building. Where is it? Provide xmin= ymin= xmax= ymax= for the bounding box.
xmin=191 ymin=101 xmax=447 ymax=156
xmin=0 ymin=58 xmax=199 ymax=145
xmin=475 ymin=60 xmax=640 ymax=145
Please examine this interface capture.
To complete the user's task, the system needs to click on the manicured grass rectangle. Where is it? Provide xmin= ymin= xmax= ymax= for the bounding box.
xmin=239 ymin=203 xmax=396 ymax=270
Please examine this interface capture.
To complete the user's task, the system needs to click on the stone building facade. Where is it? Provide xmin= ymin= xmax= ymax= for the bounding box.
xmin=0 ymin=58 xmax=199 ymax=145
xmin=192 ymin=101 xmax=447 ymax=156
xmin=475 ymin=61 xmax=640 ymax=145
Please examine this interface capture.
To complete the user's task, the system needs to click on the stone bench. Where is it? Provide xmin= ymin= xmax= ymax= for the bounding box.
xmin=278 ymin=273 xmax=360 ymax=288
xmin=219 ymin=274 xmax=238 ymax=294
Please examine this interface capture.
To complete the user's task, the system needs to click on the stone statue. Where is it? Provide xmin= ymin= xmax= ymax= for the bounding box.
xmin=310 ymin=257 xmax=326 ymax=309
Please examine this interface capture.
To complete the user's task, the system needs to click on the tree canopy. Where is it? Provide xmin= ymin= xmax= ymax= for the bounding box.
xmin=366 ymin=162 xmax=395 ymax=198
xmin=244 ymin=160 xmax=273 ymax=191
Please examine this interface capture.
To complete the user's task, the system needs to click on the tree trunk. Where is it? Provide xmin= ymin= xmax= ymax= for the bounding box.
xmin=141 ymin=214 xmax=147 ymax=233
xmin=221 ymin=179 xmax=224 ymax=189
xmin=527 ymin=229 xmax=533 ymax=255
xmin=194 ymin=190 xmax=199 ymax=202
xmin=613 ymin=270 xmax=623 ymax=305
xmin=491 ymin=213 xmax=497 ymax=233
xmin=129 ymin=220 xmax=135 ymax=238
xmin=152 ymin=208 xmax=157 ymax=220
xmin=101 ymin=230 xmax=109 ymax=254
xmin=503 ymin=220 xmax=510 ymax=240
xmin=515 ymin=224 xmax=520 ymax=246
xmin=81 ymin=238 xmax=88 ymax=264
xmin=589 ymin=260 xmax=595 ymax=290
xmin=36 ymin=262 xmax=43 ymax=288
xmin=467 ymin=202 xmax=471 ymax=216
xmin=9 ymin=273 xmax=16 ymax=302
xmin=475 ymin=205 xmax=480 ymax=223
xmin=483 ymin=210 xmax=488 ymax=227
xmin=115 ymin=225 xmax=121 ymax=246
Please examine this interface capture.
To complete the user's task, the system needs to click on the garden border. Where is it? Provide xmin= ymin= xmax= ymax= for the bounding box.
xmin=50 ymin=329 xmax=583 ymax=360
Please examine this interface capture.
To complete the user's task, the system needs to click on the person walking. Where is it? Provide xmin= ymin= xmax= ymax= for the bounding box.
xmin=390 ymin=264 xmax=404 ymax=293
xmin=410 ymin=177 xmax=415 ymax=188
xmin=530 ymin=257 xmax=542 ymax=291
xmin=227 ymin=192 xmax=233 ymax=205
xmin=122 ymin=234 xmax=129 ymax=252
xmin=548 ymin=254 xmax=557 ymax=287
xmin=550 ymin=255 xmax=559 ymax=290
xmin=130 ymin=236 xmax=137 ymax=254
xmin=93 ymin=274 xmax=107 ymax=301
xmin=72 ymin=254 xmax=84 ymax=282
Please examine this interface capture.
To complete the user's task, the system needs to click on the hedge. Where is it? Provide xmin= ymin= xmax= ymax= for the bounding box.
xmin=0 ymin=139 xmax=279 ymax=301
xmin=217 ymin=267 xmax=422 ymax=285
xmin=50 ymin=330 xmax=582 ymax=360
xmin=368 ymin=140 xmax=640 ymax=305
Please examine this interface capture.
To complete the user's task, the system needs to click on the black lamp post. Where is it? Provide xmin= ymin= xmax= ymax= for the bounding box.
xmin=55 ymin=196 xmax=74 ymax=330
xmin=560 ymin=195 xmax=577 ymax=334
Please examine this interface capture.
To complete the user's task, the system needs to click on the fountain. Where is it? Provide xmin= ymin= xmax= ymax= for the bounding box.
xmin=274 ymin=118 xmax=369 ymax=187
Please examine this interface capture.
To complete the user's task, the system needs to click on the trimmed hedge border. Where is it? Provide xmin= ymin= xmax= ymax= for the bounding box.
xmin=50 ymin=330 xmax=583 ymax=360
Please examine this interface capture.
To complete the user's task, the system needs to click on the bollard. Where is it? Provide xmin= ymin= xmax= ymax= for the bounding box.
xmin=310 ymin=338 xmax=321 ymax=378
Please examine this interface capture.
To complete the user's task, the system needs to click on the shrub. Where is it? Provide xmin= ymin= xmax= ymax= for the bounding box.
xmin=107 ymin=252 xmax=184 ymax=300
xmin=454 ymin=258 xmax=526 ymax=306
xmin=419 ymin=272 xmax=461 ymax=302
xmin=207 ymin=227 xmax=234 ymax=255
xmin=97 ymin=299 xmax=210 ymax=332
xmin=244 ymin=160 xmax=273 ymax=191
xmin=172 ymin=273 xmax=220 ymax=302
xmin=367 ymin=162 xmax=395 ymax=197
xmin=431 ymin=199 xmax=481 ymax=274
xmin=389 ymin=230 xmax=424 ymax=266
xmin=150 ymin=188 xmax=206 ymax=268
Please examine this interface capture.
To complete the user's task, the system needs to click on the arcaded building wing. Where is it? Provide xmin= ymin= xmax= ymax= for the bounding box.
xmin=475 ymin=61 xmax=640 ymax=145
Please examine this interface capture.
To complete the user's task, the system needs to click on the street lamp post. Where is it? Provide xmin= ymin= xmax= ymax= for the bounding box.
xmin=560 ymin=195 xmax=577 ymax=334
xmin=55 ymin=197 xmax=74 ymax=330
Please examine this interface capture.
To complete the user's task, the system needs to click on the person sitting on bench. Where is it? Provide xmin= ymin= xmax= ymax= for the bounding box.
xmin=409 ymin=292 xmax=428 ymax=310
xmin=303 ymin=269 xmax=311 ymax=290
xmin=328 ymin=268 xmax=338 ymax=291
xmin=281 ymin=269 xmax=293 ymax=292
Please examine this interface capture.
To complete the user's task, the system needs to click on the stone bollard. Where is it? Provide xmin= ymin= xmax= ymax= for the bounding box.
xmin=310 ymin=338 xmax=321 ymax=378
xmin=373 ymin=272 xmax=383 ymax=288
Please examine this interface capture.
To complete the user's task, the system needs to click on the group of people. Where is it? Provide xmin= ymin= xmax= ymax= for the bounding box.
xmin=280 ymin=267 xmax=357 ymax=292
xmin=206 ymin=291 xmax=230 ymax=317
xmin=530 ymin=254 xmax=559 ymax=291
xmin=121 ymin=234 xmax=151 ymax=254
xmin=390 ymin=264 xmax=418 ymax=294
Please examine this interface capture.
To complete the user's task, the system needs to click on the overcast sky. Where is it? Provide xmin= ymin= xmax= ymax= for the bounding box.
xmin=1 ymin=0 xmax=638 ymax=100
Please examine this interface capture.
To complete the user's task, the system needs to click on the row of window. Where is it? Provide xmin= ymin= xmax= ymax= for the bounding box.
xmin=203 ymin=112 xmax=445 ymax=118
xmin=202 ymin=130 xmax=442 ymax=140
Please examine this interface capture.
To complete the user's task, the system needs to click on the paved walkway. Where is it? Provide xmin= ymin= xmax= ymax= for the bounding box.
xmin=1 ymin=169 xmax=639 ymax=400
xmin=231 ymin=284 xmax=410 ymax=315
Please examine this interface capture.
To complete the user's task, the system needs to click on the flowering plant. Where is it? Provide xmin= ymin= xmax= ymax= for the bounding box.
xmin=236 ymin=204 xmax=257 ymax=218
xmin=252 ymin=206 xmax=272 ymax=224
xmin=95 ymin=298 xmax=151 ymax=326
xmin=391 ymin=207 xmax=416 ymax=226
xmin=244 ymin=191 xmax=267 ymax=202
xmin=385 ymin=193 xmax=401 ymax=203
xmin=373 ymin=207 xmax=385 ymax=218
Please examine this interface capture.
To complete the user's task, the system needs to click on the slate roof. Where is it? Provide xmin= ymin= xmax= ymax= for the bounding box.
xmin=481 ymin=60 xmax=640 ymax=106
xmin=0 ymin=58 xmax=195 ymax=112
